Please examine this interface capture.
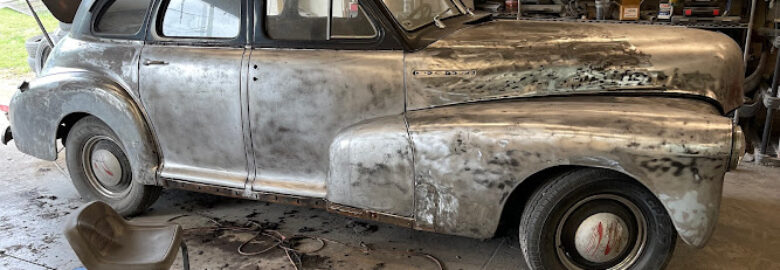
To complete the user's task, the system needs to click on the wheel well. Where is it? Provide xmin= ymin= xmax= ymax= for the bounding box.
xmin=56 ymin=112 xmax=90 ymax=145
xmin=496 ymin=165 xmax=643 ymax=237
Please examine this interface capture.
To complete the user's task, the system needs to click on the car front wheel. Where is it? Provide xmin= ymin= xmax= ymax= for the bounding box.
xmin=520 ymin=169 xmax=676 ymax=270
xmin=65 ymin=116 xmax=161 ymax=216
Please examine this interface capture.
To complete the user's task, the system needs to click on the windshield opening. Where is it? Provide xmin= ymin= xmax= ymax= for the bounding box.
xmin=381 ymin=0 xmax=462 ymax=31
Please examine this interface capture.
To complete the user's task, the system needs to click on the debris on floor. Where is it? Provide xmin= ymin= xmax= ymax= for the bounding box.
xmin=2 ymin=135 xmax=780 ymax=269
xmin=346 ymin=220 xmax=379 ymax=234
xmin=167 ymin=214 xmax=445 ymax=270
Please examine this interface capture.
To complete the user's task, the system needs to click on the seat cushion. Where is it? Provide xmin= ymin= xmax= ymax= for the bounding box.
xmin=102 ymin=223 xmax=181 ymax=265
xmin=65 ymin=201 xmax=183 ymax=270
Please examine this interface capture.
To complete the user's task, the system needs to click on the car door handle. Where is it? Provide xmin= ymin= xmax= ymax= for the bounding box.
xmin=143 ymin=60 xmax=169 ymax=66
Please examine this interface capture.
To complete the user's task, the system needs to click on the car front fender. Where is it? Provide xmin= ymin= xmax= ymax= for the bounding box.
xmin=407 ymin=96 xmax=732 ymax=247
xmin=9 ymin=71 xmax=159 ymax=186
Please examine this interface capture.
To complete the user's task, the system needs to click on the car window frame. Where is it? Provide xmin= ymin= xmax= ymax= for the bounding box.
xmin=329 ymin=5 xmax=380 ymax=40
xmin=381 ymin=0 xmax=463 ymax=32
xmin=253 ymin=0 xmax=403 ymax=50
xmin=146 ymin=0 xmax=249 ymax=47
xmin=90 ymin=0 xmax=155 ymax=40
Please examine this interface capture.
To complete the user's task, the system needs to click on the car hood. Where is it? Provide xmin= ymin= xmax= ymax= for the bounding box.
xmin=405 ymin=20 xmax=744 ymax=113
xmin=41 ymin=0 xmax=82 ymax=23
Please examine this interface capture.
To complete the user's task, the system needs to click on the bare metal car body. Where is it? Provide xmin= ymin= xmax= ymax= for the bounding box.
xmin=5 ymin=0 xmax=743 ymax=259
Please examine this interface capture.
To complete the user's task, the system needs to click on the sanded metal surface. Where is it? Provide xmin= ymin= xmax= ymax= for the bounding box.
xmin=140 ymin=46 xmax=249 ymax=189
xmin=407 ymin=96 xmax=731 ymax=246
xmin=248 ymin=49 xmax=405 ymax=198
xmin=406 ymin=20 xmax=744 ymax=113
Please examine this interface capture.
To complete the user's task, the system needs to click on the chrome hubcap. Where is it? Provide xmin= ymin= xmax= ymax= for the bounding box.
xmin=555 ymin=194 xmax=647 ymax=270
xmin=573 ymin=213 xmax=630 ymax=263
xmin=81 ymin=136 xmax=130 ymax=199
xmin=90 ymin=149 xmax=122 ymax=187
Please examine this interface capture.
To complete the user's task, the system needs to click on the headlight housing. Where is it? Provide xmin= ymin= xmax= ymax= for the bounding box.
xmin=729 ymin=125 xmax=745 ymax=171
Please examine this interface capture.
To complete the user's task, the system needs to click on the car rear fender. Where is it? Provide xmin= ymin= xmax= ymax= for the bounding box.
xmin=9 ymin=71 xmax=159 ymax=186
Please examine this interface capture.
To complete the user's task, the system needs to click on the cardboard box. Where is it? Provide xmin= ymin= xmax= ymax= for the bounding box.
xmin=619 ymin=0 xmax=640 ymax=20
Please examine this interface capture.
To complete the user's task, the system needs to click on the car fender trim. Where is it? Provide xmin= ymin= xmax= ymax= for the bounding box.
xmin=1 ymin=126 xmax=12 ymax=145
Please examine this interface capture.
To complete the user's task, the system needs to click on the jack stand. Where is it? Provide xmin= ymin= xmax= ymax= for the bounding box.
xmin=756 ymin=32 xmax=780 ymax=166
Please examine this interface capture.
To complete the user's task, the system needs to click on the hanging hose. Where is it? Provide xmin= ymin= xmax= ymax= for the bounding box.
xmin=743 ymin=0 xmax=759 ymax=68
xmin=745 ymin=50 xmax=769 ymax=95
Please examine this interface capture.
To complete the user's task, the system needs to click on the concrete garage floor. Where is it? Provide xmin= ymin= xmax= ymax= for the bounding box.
xmin=1 ymin=109 xmax=780 ymax=269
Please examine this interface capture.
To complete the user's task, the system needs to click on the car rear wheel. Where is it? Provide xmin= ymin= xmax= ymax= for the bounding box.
xmin=519 ymin=169 xmax=676 ymax=270
xmin=65 ymin=116 xmax=161 ymax=216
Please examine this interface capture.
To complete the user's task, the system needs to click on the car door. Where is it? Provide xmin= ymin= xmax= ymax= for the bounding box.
xmin=248 ymin=0 xmax=411 ymax=215
xmin=140 ymin=0 xmax=251 ymax=188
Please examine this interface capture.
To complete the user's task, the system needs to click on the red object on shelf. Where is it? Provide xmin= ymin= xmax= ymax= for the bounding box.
xmin=505 ymin=0 xmax=518 ymax=12
xmin=712 ymin=8 xmax=720 ymax=16
xmin=684 ymin=9 xmax=692 ymax=16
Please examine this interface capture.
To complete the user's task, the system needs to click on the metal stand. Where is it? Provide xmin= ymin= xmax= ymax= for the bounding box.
xmin=756 ymin=28 xmax=780 ymax=166
xmin=595 ymin=0 xmax=609 ymax=20
xmin=759 ymin=44 xmax=780 ymax=155
xmin=181 ymin=241 xmax=190 ymax=270
xmin=759 ymin=16 xmax=780 ymax=153
xmin=517 ymin=0 xmax=522 ymax=20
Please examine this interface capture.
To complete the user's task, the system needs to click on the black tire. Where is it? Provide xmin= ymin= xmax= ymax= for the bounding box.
xmin=65 ymin=116 xmax=161 ymax=216
xmin=25 ymin=35 xmax=42 ymax=56
xmin=27 ymin=57 xmax=37 ymax=74
xmin=519 ymin=169 xmax=676 ymax=270
xmin=25 ymin=35 xmax=43 ymax=74
xmin=33 ymin=39 xmax=52 ymax=75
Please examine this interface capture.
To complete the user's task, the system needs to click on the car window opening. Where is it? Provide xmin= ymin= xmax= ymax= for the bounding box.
xmin=265 ymin=0 xmax=377 ymax=41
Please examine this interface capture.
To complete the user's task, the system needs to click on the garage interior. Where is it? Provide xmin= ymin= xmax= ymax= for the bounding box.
xmin=1 ymin=143 xmax=779 ymax=269
xmin=1 ymin=0 xmax=780 ymax=269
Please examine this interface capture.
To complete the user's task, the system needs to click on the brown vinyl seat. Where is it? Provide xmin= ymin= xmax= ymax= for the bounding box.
xmin=64 ymin=201 xmax=188 ymax=270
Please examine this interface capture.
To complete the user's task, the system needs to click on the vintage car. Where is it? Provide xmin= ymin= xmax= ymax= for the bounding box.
xmin=1 ymin=0 xmax=745 ymax=269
